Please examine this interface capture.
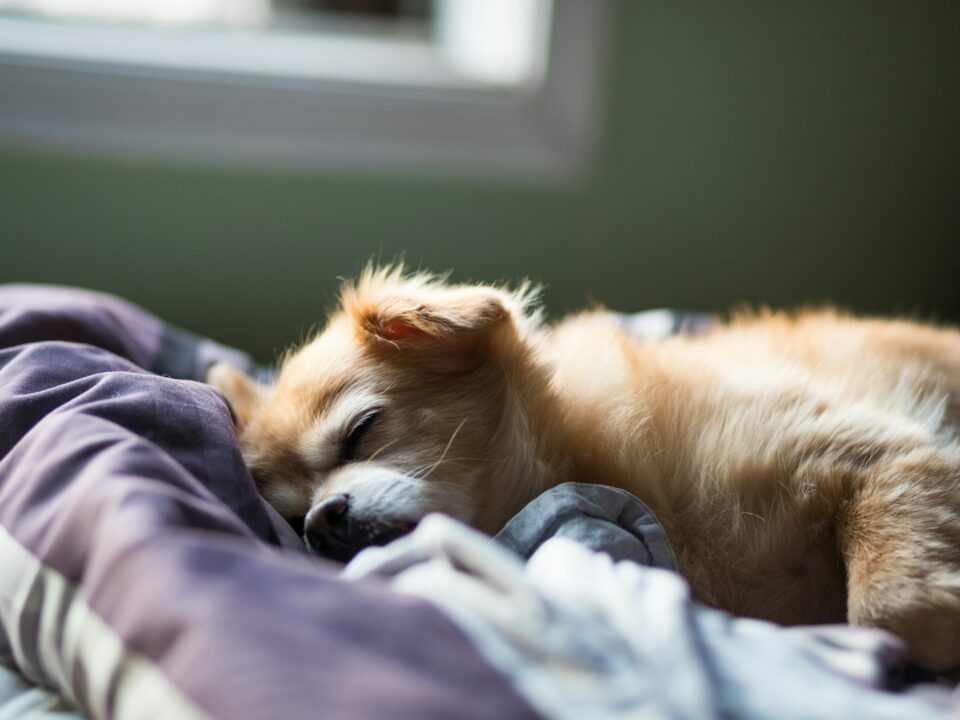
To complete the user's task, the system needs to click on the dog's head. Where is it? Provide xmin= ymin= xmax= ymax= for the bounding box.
xmin=209 ymin=267 xmax=547 ymax=561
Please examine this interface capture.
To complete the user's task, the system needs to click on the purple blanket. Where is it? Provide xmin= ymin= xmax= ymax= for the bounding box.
xmin=0 ymin=285 xmax=537 ymax=720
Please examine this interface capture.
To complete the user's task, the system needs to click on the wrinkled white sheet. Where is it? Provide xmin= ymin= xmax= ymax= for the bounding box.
xmin=346 ymin=514 xmax=957 ymax=720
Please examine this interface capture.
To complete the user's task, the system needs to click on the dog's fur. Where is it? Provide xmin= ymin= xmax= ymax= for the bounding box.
xmin=209 ymin=266 xmax=960 ymax=672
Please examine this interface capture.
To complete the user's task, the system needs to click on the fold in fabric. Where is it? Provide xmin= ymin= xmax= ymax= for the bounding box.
xmin=346 ymin=514 xmax=958 ymax=720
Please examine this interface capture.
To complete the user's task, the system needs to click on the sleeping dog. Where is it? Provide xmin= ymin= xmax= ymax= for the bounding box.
xmin=209 ymin=266 xmax=960 ymax=673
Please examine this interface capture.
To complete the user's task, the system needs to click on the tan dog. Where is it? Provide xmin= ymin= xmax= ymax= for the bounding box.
xmin=209 ymin=266 xmax=960 ymax=672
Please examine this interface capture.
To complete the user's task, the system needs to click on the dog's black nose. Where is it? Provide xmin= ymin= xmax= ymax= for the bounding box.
xmin=303 ymin=494 xmax=417 ymax=563
xmin=304 ymin=494 xmax=349 ymax=553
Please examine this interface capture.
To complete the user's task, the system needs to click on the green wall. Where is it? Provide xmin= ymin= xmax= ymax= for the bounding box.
xmin=2 ymin=1 xmax=958 ymax=362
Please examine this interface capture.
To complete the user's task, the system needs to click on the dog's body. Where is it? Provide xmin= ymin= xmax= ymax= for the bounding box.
xmin=210 ymin=268 xmax=960 ymax=672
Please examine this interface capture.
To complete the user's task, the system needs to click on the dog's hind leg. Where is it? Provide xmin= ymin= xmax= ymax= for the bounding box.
xmin=841 ymin=447 xmax=960 ymax=673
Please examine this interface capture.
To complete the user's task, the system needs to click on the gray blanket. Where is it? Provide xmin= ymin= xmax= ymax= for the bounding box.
xmin=495 ymin=482 xmax=678 ymax=569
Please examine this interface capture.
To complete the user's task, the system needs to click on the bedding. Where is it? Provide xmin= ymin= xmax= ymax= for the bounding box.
xmin=0 ymin=285 xmax=955 ymax=719
xmin=494 ymin=482 xmax=679 ymax=568
xmin=349 ymin=513 xmax=957 ymax=720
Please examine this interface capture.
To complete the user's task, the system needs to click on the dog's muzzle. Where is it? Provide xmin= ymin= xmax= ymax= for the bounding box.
xmin=303 ymin=493 xmax=416 ymax=562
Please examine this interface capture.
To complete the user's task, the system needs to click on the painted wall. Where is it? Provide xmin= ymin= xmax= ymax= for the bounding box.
xmin=2 ymin=1 xmax=958 ymax=362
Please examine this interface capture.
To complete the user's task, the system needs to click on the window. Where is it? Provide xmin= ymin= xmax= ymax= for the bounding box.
xmin=0 ymin=0 xmax=608 ymax=179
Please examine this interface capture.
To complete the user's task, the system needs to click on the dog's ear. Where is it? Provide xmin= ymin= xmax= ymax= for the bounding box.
xmin=207 ymin=362 xmax=265 ymax=428
xmin=363 ymin=289 xmax=508 ymax=344
xmin=347 ymin=282 xmax=513 ymax=372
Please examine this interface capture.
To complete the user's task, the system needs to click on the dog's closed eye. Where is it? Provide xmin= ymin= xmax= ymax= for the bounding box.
xmin=341 ymin=409 xmax=382 ymax=463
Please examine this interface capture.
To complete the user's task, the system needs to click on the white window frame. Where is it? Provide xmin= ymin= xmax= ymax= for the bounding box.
xmin=0 ymin=0 xmax=609 ymax=180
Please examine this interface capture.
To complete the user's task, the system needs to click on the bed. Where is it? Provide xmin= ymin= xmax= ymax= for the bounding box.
xmin=0 ymin=285 xmax=953 ymax=719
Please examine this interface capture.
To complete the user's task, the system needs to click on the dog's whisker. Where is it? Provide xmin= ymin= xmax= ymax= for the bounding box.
xmin=419 ymin=418 xmax=469 ymax=481
xmin=368 ymin=438 xmax=400 ymax=462
xmin=407 ymin=465 xmax=434 ymax=482
xmin=406 ymin=460 xmax=472 ymax=481
xmin=425 ymin=456 xmax=506 ymax=465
